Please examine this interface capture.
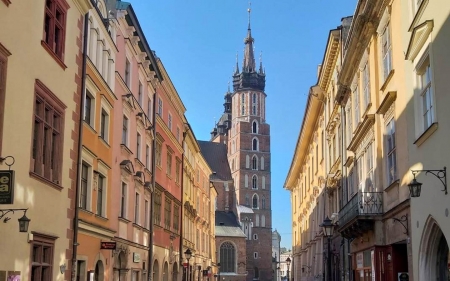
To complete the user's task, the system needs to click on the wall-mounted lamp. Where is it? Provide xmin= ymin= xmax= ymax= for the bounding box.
xmin=408 ymin=167 xmax=447 ymax=197
xmin=60 ymin=264 xmax=66 ymax=274
xmin=392 ymin=214 xmax=409 ymax=235
xmin=0 ymin=208 xmax=30 ymax=232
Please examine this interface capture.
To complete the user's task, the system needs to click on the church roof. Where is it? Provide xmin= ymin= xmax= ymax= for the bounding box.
xmin=198 ymin=141 xmax=232 ymax=181
xmin=236 ymin=204 xmax=254 ymax=214
xmin=215 ymin=211 xmax=246 ymax=238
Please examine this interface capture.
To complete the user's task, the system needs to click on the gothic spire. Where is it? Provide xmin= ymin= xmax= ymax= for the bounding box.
xmin=243 ymin=2 xmax=256 ymax=73
xmin=234 ymin=52 xmax=239 ymax=75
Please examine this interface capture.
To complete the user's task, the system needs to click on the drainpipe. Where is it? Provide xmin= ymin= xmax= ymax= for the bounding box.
xmin=71 ymin=11 xmax=89 ymax=281
xmin=148 ymin=90 xmax=157 ymax=281
xmin=179 ymin=124 xmax=189 ymax=279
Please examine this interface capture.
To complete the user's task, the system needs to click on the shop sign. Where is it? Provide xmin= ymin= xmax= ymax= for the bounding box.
xmin=133 ymin=252 xmax=141 ymax=263
xmin=356 ymin=252 xmax=363 ymax=269
xmin=100 ymin=242 xmax=117 ymax=250
xmin=0 ymin=170 xmax=14 ymax=204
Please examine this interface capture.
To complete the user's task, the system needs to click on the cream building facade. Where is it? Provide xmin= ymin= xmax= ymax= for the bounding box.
xmin=0 ymin=0 xmax=92 ymax=280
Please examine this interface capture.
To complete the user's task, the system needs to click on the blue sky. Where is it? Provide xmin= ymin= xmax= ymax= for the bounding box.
xmin=129 ymin=0 xmax=356 ymax=249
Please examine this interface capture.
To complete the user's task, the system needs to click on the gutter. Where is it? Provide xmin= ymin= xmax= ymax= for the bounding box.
xmin=71 ymin=11 xmax=89 ymax=281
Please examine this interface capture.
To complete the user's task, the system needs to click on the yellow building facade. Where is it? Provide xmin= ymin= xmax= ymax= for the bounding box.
xmin=0 ymin=0 xmax=92 ymax=280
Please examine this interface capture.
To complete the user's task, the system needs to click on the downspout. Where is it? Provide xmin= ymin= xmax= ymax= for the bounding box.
xmin=148 ymin=90 xmax=157 ymax=281
xmin=179 ymin=126 xmax=188 ymax=279
xmin=71 ymin=11 xmax=89 ymax=281
xmin=340 ymin=102 xmax=346 ymax=281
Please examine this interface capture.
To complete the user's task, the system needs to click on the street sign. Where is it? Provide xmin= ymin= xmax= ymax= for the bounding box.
xmin=0 ymin=170 xmax=14 ymax=204
xmin=100 ymin=242 xmax=117 ymax=250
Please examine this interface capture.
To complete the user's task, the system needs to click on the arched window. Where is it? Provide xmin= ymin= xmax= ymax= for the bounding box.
xmin=252 ymin=194 xmax=258 ymax=209
xmin=241 ymin=105 xmax=245 ymax=115
xmin=252 ymin=121 xmax=258 ymax=134
xmin=252 ymin=156 xmax=257 ymax=170
xmin=252 ymin=175 xmax=257 ymax=189
xmin=242 ymin=94 xmax=245 ymax=103
xmin=252 ymin=138 xmax=258 ymax=151
xmin=220 ymin=242 xmax=236 ymax=273
xmin=245 ymin=194 xmax=250 ymax=206
xmin=262 ymin=197 xmax=266 ymax=209
xmin=253 ymin=93 xmax=257 ymax=103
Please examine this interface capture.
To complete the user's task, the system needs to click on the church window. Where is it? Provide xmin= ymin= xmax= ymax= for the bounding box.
xmin=252 ymin=194 xmax=259 ymax=209
xmin=252 ymin=156 xmax=257 ymax=170
xmin=252 ymin=121 xmax=258 ymax=133
xmin=252 ymin=175 xmax=257 ymax=189
xmin=253 ymin=93 xmax=257 ymax=103
xmin=261 ymin=215 xmax=266 ymax=227
xmin=245 ymin=194 xmax=250 ymax=206
xmin=252 ymin=105 xmax=256 ymax=115
xmin=262 ymin=197 xmax=266 ymax=209
xmin=219 ymin=242 xmax=236 ymax=273
xmin=241 ymin=105 xmax=245 ymax=116
xmin=252 ymin=138 xmax=259 ymax=151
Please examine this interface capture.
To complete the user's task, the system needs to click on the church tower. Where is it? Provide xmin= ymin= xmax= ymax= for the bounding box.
xmin=228 ymin=6 xmax=272 ymax=281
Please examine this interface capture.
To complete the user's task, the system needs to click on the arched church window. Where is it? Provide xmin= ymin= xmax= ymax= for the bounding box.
xmin=252 ymin=121 xmax=258 ymax=133
xmin=252 ymin=175 xmax=257 ymax=189
xmin=252 ymin=194 xmax=259 ymax=209
xmin=220 ymin=242 xmax=236 ymax=273
xmin=252 ymin=156 xmax=257 ymax=170
xmin=252 ymin=138 xmax=259 ymax=151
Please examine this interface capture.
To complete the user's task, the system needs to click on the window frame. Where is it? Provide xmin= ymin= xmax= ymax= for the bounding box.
xmin=30 ymin=233 xmax=56 ymax=281
xmin=100 ymin=108 xmax=109 ymax=142
xmin=120 ymin=182 xmax=127 ymax=218
xmin=84 ymin=89 xmax=95 ymax=127
xmin=122 ymin=115 xmax=128 ymax=146
xmin=385 ymin=119 xmax=397 ymax=185
xmin=31 ymin=80 xmax=66 ymax=187
xmin=134 ymin=192 xmax=140 ymax=224
xmin=42 ymin=0 xmax=69 ymax=64
xmin=96 ymin=173 xmax=105 ymax=216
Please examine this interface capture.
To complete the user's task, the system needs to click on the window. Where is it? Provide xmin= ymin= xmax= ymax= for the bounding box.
xmin=135 ymin=192 xmax=140 ymax=224
xmin=176 ymin=126 xmax=180 ymax=142
xmin=144 ymin=199 xmax=149 ymax=228
xmin=386 ymin=119 xmax=397 ymax=184
xmin=168 ymin=113 xmax=172 ymax=130
xmin=138 ymin=81 xmax=143 ymax=105
xmin=0 ymin=45 xmax=10 ymax=155
xmin=43 ymin=0 xmax=68 ymax=60
xmin=32 ymin=82 xmax=65 ymax=184
xmin=348 ymin=170 xmax=355 ymax=198
xmin=80 ymin=162 xmax=89 ymax=209
xmin=175 ymin=158 xmax=181 ymax=184
xmin=122 ymin=115 xmax=128 ymax=145
xmin=382 ymin=22 xmax=392 ymax=80
xmin=158 ymin=98 xmax=163 ymax=116
xmin=254 ymin=252 xmax=258 ymax=259
xmin=156 ymin=141 xmax=162 ymax=167
xmin=261 ymin=157 xmax=265 ymax=170
xmin=366 ymin=143 xmax=374 ymax=191
xmin=418 ymin=59 xmax=434 ymax=130
xmin=136 ymin=132 xmax=141 ymax=160
xmin=252 ymin=175 xmax=257 ymax=189
xmin=362 ymin=61 xmax=370 ymax=109
xmin=97 ymin=174 xmax=105 ymax=216
xmin=100 ymin=109 xmax=108 ymax=141
xmin=252 ymin=121 xmax=257 ymax=133
xmin=125 ymin=58 xmax=131 ymax=86
xmin=219 ymin=242 xmax=236 ymax=273
xmin=145 ymin=144 xmax=150 ymax=168
xmin=173 ymin=204 xmax=180 ymax=232
xmin=84 ymin=90 xmax=94 ymax=126
xmin=252 ymin=156 xmax=257 ymax=170
xmin=252 ymin=194 xmax=258 ymax=209
xmin=254 ymin=234 xmax=258 ymax=240
xmin=165 ymin=198 xmax=172 ymax=229
xmin=147 ymin=96 xmax=152 ymax=119
xmin=120 ymin=182 xmax=127 ymax=218
xmin=154 ymin=190 xmax=162 ymax=225
xmin=167 ymin=150 xmax=172 ymax=176
xmin=353 ymin=85 xmax=360 ymax=126
xmin=252 ymin=138 xmax=258 ymax=151
xmin=31 ymin=233 xmax=56 ymax=281
xmin=262 ymin=197 xmax=266 ymax=209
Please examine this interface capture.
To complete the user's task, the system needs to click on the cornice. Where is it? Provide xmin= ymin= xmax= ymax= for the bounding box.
xmin=376 ymin=91 xmax=397 ymax=115
xmin=348 ymin=114 xmax=375 ymax=152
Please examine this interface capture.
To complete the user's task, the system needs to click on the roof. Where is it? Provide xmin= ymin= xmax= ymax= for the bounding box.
xmin=215 ymin=211 xmax=246 ymax=238
xmin=198 ymin=141 xmax=232 ymax=181
xmin=236 ymin=204 xmax=254 ymax=214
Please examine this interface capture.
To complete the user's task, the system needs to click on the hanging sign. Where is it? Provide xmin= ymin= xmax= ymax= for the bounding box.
xmin=0 ymin=170 xmax=14 ymax=204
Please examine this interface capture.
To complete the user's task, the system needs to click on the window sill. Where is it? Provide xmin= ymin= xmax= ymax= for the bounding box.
xmin=41 ymin=41 xmax=67 ymax=70
xmin=118 ymin=216 xmax=131 ymax=223
xmin=98 ymin=136 xmax=110 ymax=147
xmin=380 ymin=69 xmax=395 ymax=92
xmin=84 ymin=122 xmax=97 ymax=133
xmin=80 ymin=208 xmax=94 ymax=214
xmin=29 ymin=171 xmax=63 ymax=191
xmin=414 ymin=122 xmax=438 ymax=147
xmin=384 ymin=179 xmax=400 ymax=192
xmin=95 ymin=214 xmax=108 ymax=221
xmin=133 ymin=223 xmax=143 ymax=230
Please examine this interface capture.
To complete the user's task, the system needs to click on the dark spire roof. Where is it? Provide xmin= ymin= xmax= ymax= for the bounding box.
xmin=242 ymin=6 xmax=256 ymax=73
xmin=232 ymin=3 xmax=265 ymax=92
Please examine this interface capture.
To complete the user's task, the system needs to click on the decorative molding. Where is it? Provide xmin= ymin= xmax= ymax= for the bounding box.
xmin=406 ymin=20 xmax=434 ymax=61
xmin=348 ymin=114 xmax=375 ymax=152
xmin=377 ymin=91 xmax=397 ymax=116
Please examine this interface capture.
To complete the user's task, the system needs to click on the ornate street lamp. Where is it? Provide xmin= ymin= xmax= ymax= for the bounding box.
xmin=408 ymin=167 xmax=447 ymax=198
xmin=320 ymin=216 xmax=335 ymax=281
xmin=0 ymin=208 xmax=30 ymax=233
xmin=185 ymin=249 xmax=192 ymax=281
xmin=286 ymin=257 xmax=291 ymax=281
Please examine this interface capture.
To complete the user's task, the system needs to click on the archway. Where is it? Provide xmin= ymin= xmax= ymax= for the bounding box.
xmin=172 ymin=262 xmax=179 ymax=281
xmin=153 ymin=260 xmax=160 ymax=281
xmin=94 ymin=260 xmax=104 ymax=281
xmin=163 ymin=262 xmax=169 ymax=281
xmin=419 ymin=216 xmax=450 ymax=280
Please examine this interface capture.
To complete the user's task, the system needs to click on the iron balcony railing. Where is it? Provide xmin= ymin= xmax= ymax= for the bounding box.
xmin=338 ymin=191 xmax=383 ymax=228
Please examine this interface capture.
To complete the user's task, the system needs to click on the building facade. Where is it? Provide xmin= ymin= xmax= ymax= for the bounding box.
xmin=0 ymin=0 xmax=91 ymax=280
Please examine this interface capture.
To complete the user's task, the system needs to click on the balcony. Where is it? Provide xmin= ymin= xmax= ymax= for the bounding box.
xmin=337 ymin=191 xmax=383 ymax=239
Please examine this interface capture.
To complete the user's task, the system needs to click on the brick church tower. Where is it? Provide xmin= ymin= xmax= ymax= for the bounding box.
xmin=210 ymin=6 xmax=273 ymax=281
